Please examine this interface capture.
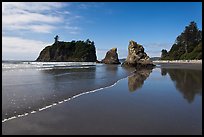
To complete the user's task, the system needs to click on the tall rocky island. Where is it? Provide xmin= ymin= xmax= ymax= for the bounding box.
xmin=36 ymin=38 xmax=97 ymax=62
xmin=122 ymin=40 xmax=155 ymax=68
xmin=101 ymin=48 xmax=121 ymax=64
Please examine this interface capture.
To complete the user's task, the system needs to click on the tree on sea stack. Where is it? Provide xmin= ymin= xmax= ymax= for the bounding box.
xmin=54 ymin=35 xmax=59 ymax=45
xmin=161 ymin=49 xmax=168 ymax=59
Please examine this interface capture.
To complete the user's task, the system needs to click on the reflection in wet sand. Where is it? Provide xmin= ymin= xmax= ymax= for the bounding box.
xmin=161 ymin=68 xmax=202 ymax=103
xmin=128 ymin=69 xmax=152 ymax=92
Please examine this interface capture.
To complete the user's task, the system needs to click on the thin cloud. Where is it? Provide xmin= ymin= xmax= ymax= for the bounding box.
xmin=2 ymin=2 xmax=63 ymax=14
xmin=3 ymin=2 xmax=82 ymax=35
xmin=143 ymin=42 xmax=173 ymax=57
xmin=77 ymin=2 xmax=105 ymax=9
xmin=64 ymin=26 xmax=81 ymax=34
xmin=28 ymin=25 xmax=56 ymax=33
xmin=4 ymin=24 xmax=56 ymax=33
xmin=3 ymin=12 xmax=62 ymax=25
xmin=2 ymin=2 xmax=64 ymax=33
xmin=2 ymin=36 xmax=51 ymax=54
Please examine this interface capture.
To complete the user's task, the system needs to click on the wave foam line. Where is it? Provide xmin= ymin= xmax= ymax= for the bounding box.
xmin=2 ymin=75 xmax=130 ymax=123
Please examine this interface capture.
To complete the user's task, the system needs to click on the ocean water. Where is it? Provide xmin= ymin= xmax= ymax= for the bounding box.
xmin=2 ymin=61 xmax=133 ymax=120
xmin=2 ymin=61 xmax=202 ymax=134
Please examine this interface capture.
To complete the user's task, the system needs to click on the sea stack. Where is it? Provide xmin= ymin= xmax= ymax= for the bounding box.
xmin=101 ymin=48 xmax=121 ymax=64
xmin=36 ymin=39 xmax=97 ymax=62
xmin=122 ymin=40 xmax=155 ymax=68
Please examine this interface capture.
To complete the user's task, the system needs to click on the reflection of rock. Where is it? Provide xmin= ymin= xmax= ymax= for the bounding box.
xmin=122 ymin=40 xmax=155 ymax=69
xmin=101 ymin=48 xmax=121 ymax=64
xmin=161 ymin=68 xmax=202 ymax=103
xmin=128 ymin=69 xmax=152 ymax=92
xmin=161 ymin=68 xmax=167 ymax=76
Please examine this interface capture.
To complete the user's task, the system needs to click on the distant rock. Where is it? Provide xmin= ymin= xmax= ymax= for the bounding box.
xmin=36 ymin=39 xmax=97 ymax=62
xmin=122 ymin=40 xmax=155 ymax=68
xmin=149 ymin=57 xmax=161 ymax=61
xmin=101 ymin=48 xmax=121 ymax=64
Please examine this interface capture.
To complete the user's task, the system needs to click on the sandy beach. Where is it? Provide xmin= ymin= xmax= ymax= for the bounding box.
xmin=153 ymin=60 xmax=202 ymax=70
xmin=153 ymin=60 xmax=202 ymax=64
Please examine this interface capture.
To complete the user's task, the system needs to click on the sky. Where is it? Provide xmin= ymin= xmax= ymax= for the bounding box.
xmin=2 ymin=2 xmax=202 ymax=60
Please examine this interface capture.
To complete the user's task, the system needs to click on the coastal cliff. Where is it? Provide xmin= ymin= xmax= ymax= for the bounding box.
xmin=36 ymin=39 xmax=97 ymax=62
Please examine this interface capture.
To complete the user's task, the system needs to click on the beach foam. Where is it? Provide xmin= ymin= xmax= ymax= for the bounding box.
xmin=2 ymin=61 xmax=96 ymax=71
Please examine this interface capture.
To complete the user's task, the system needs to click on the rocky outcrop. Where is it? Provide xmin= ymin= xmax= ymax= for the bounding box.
xmin=101 ymin=48 xmax=121 ymax=64
xmin=122 ymin=40 xmax=155 ymax=68
xmin=36 ymin=40 xmax=97 ymax=62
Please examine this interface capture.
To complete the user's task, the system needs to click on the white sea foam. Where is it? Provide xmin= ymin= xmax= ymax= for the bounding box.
xmin=2 ymin=61 xmax=96 ymax=71
xmin=18 ymin=114 xmax=23 ymax=117
xmin=39 ymin=107 xmax=47 ymax=111
xmin=2 ymin=74 xmax=131 ymax=123
xmin=31 ymin=111 xmax=36 ymax=114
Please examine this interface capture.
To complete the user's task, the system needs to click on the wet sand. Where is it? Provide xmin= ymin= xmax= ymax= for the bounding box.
xmin=153 ymin=60 xmax=202 ymax=64
xmin=2 ymin=65 xmax=202 ymax=135
xmin=2 ymin=64 xmax=133 ymax=120
xmin=154 ymin=62 xmax=202 ymax=70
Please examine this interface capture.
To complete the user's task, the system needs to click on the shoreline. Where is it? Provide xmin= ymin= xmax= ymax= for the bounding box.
xmin=153 ymin=60 xmax=202 ymax=64
xmin=153 ymin=60 xmax=202 ymax=70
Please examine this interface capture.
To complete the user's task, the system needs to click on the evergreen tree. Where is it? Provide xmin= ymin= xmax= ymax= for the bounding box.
xmin=161 ymin=21 xmax=202 ymax=60
xmin=161 ymin=49 xmax=168 ymax=58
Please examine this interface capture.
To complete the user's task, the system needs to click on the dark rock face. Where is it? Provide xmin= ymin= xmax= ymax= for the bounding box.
xmin=101 ymin=48 xmax=121 ymax=64
xmin=36 ymin=41 xmax=97 ymax=62
xmin=122 ymin=40 xmax=155 ymax=68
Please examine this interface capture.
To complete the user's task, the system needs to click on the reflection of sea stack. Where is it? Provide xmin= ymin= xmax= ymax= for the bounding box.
xmin=122 ymin=40 xmax=155 ymax=68
xmin=101 ymin=48 xmax=121 ymax=64
xmin=128 ymin=69 xmax=152 ymax=92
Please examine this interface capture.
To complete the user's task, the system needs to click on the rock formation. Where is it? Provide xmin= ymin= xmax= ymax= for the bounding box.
xmin=36 ymin=40 xmax=97 ymax=62
xmin=122 ymin=40 xmax=155 ymax=68
xmin=101 ymin=48 xmax=121 ymax=64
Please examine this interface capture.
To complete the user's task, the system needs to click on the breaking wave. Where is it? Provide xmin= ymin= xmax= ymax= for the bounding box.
xmin=2 ymin=61 xmax=96 ymax=71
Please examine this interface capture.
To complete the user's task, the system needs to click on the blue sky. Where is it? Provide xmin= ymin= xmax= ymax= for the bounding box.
xmin=2 ymin=2 xmax=202 ymax=60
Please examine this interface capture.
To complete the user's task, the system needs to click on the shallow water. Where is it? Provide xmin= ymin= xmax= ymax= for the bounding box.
xmin=2 ymin=63 xmax=202 ymax=135
xmin=2 ymin=62 xmax=132 ymax=120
